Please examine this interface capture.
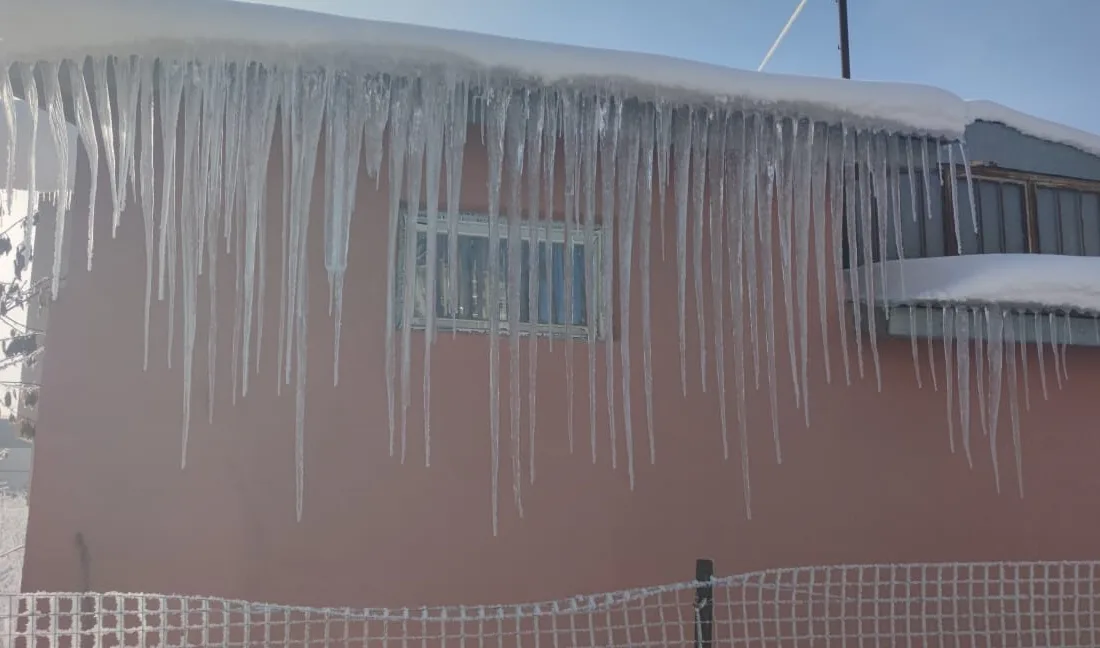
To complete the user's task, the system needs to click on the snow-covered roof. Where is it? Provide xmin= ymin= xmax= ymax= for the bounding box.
xmin=966 ymin=100 xmax=1100 ymax=160
xmin=0 ymin=0 xmax=972 ymax=137
xmin=850 ymin=255 xmax=1100 ymax=314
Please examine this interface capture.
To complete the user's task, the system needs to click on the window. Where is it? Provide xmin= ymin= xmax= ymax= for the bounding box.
xmin=848 ymin=162 xmax=1100 ymax=264
xmin=394 ymin=211 xmax=602 ymax=338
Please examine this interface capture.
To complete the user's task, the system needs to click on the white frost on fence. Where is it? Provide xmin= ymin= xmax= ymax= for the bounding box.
xmin=0 ymin=560 xmax=1097 ymax=647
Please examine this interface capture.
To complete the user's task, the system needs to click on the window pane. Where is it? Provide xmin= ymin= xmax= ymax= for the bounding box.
xmin=1058 ymin=190 xmax=1083 ymax=256
xmin=1082 ymin=192 xmax=1100 ymax=256
xmin=977 ymin=180 xmax=1003 ymax=253
xmin=1000 ymin=183 xmax=1027 ymax=253
xmin=1036 ymin=188 xmax=1061 ymax=254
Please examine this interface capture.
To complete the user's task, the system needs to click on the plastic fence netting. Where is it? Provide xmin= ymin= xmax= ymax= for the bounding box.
xmin=1 ymin=561 xmax=1097 ymax=647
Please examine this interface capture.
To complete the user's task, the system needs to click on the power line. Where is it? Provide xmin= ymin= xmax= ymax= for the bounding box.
xmin=757 ymin=0 xmax=810 ymax=72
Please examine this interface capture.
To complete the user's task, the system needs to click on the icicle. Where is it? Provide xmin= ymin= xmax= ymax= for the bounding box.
xmin=137 ymin=59 xmax=156 ymax=370
xmin=580 ymin=94 xmax=600 ymax=464
xmin=525 ymin=90 xmax=545 ymax=483
xmin=1061 ymin=314 xmax=1071 ymax=382
xmin=743 ymin=114 xmax=762 ymax=389
xmin=655 ymin=101 xmax=673 ymax=260
xmin=0 ymin=66 xmax=15 ymax=215
xmin=287 ymin=68 xmax=327 ymax=520
xmin=505 ymin=90 xmax=527 ymax=514
xmin=638 ymin=104 xmax=657 ymax=465
xmin=40 ymin=62 xmax=71 ymax=308
xmin=974 ymin=307 xmax=988 ymax=438
xmin=858 ymin=132 xmax=881 ymax=389
xmin=202 ymin=62 xmax=229 ymax=425
xmin=277 ymin=72 xmax=293 ymax=394
xmin=112 ymin=56 xmax=141 ymax=231
xmin=158 ymin=61 xmax=185 ymax=368
xmin=690 ymin=110 xmax=709 ymax=393
xmin=887 ymin=135 xmax=906 ymax=264
xmin=1035 ymin=311 xmax=1049 ymax=400
xmin=908 ymin=306 xmax=922 ymax=389
xmin=774 ymin=118 xmax=799 ymax=409
xmin=812 ymin=125 xmax=832 ymax=385
xmin=400 ymin=82 xmax=427 ymax=465
xmin=955 ymin=306 xmax=973 ymax=468
xmin=324 ymin=71 xmax=369 ymax=388
xmin=925 ymin=306 xmax=938 ymax=391
xmin=986 ymin=307 xmax=1004 ymax=493
xmin=843 ymin=127 xmax=865 ymax=379
xmin=705 ymin=112 xmax=729 ymax=456
xmin=14 ymin=63 xmax=37 ymax=265
xmin=85 ymin=58 xmax=121 ymax=239
xmin=672 ymin=107 xmax=691 ymax=396
xmin=759 ymin=116 xmax=781 ymax=463
xmin=1049 ymin=313 xmax=1063 ymax=391
xmin=1019 ymin=311 xmax=1031 ymax=411
xmin=599 ymin=96 xmax=619 ymax=470
xmin=541 ymin=93 xmax=558 ymax=354
xmin=484 ymin=84 xmax=510 ymax=536
xmin=178 ymin=64 xmax=205 ymax=469
xmin=792 ymin=120 xmax=814 ymax=423
xmin=958 ymin=142 xmax=979 ymax=234
xmin=445 ymin=79 xmax=466 ymax=326
xmin=727 ymin=112 xmax=752 ymax=518
xmin=1004 ymin=314 xmax=1024 ymax=496
xmin=920 ymin=138 xmax=935 ymax=222
xmin=946 ymin=143 xmax=962 ymax=254
xmin=223 ymin=63 xmax=247 ymax=254
xmin=421 ymin=80 xmax=445 ymax=467
xmin=240 ymin=63 xmax=280 ymax=398
xmin=560 ymin=91 xmax=580 ymax=454
xmin=943 ymin=308 xmax=956 ymax=454
xmin=617 ymin=103 xmax=640 ymax=488
xmin=385 ymin=80 xmax=411 ymax=457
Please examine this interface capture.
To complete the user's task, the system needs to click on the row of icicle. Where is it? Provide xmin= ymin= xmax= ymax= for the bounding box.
xmin=0 ymin=55 xmax=1061 ymax=529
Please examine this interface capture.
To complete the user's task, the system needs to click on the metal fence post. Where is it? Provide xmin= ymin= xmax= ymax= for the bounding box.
xmin=694 ymin=559 xmax=714 ymax=648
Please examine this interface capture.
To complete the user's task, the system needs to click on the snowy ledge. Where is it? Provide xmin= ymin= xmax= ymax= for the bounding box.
xmin=0 ymin=0 xmax=968 ymax=138
xmin=849 ymin=255 xmax=1100 ymax=314
xmin=966 ymin=100 xmax=1100 ymax=161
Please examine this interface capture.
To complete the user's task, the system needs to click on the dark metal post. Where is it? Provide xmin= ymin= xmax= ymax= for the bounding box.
xmin=694 ymin=559 xmax=714 ymax=648
xmin=838 ymin=0 xmax=852 ymax=79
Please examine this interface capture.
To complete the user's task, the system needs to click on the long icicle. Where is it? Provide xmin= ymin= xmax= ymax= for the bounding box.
xmin=617 ymin=103 xmax=640 ymax=488
xmin=672 ymin=107 xmax=691 ymax=396
xmin=505 ymin=90 xmax=527 ymax=515
xmin=793 ymin=120 xmax=814 ymax=424
xmin=706 ymin=112 xmax=729 ymax=457
xmin=525 ymin=90 xmax=545 ymax=484
xmin=690 ymin=110 xmax=709 ymax=393
xmin=384 ymin=80 xmax=411 ymax=457
xmin=728 ymin=112 xmax=752 ymax=518
xmin=560 ymin=91 xmax=580 ymax=454
xmin=580 ymin=94 xmax=600 ymax=464
xmin=638 ymin=104 xmax=657 ymax=465
xmin=400 ymin=82 xmax=426 ymax=465
xmin=421 ymin=79 xmax=445 ymax=467
xmin=484 ymin=84 xmax=510 ymax=536
xmin=599 ymin=96 xmax=619 ymax=470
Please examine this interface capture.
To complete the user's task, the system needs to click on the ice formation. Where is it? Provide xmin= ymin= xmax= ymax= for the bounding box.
xmin=1 ymin=0 xmax=1094 ymax=528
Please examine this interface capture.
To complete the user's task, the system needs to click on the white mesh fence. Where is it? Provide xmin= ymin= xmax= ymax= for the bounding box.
xmin=0 ymin=561 xmax=1096 ymax=647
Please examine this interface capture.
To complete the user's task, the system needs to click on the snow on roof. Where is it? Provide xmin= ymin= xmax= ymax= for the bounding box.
xmin=0 ymin=0 xmax=970 ymax=137
xmin=850 ymin=255 xmax=1100 ymax=314
xmin=966 ymin=100 xmax=1100 ymax=160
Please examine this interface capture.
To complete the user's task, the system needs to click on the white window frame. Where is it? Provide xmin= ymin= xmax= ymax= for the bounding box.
xmin=396 ymin=210 xmax=606 ymax=340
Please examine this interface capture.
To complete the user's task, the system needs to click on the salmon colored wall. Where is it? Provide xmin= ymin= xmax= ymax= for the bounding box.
xmin=21 ymin=125 xmax=1100 ymax=609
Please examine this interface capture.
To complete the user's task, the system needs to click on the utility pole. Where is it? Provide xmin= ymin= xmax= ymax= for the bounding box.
xmin=838 ymin=0 xmax=852 ymax=79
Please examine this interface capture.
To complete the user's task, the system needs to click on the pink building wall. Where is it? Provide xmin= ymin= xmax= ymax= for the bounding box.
xmin=20 ymin=125 xmax=1100 ymax=609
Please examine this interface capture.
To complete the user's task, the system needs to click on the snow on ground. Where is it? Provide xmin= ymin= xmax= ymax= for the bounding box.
xmin=850 ymin=254 xmax=1100 ymax=313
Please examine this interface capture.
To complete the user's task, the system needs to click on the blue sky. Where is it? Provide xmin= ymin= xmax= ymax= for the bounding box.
xmin=239 ymin=0 xmax=1100 ymax=135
